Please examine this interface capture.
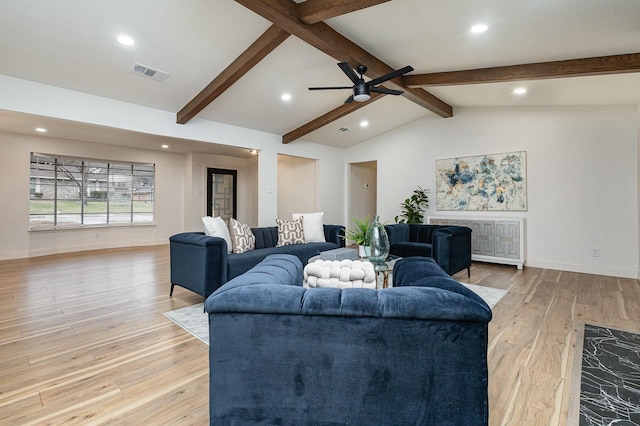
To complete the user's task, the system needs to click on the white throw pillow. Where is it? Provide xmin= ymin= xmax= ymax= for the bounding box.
xmin=229 ymin=218 xmax=255 ymax=254
xmin=201 ymin=216 xmax=233 ymax=254
xmin=292 ymin=211 xmax=325 ymax=242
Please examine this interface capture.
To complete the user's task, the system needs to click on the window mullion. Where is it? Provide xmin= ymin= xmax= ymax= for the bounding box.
xmin=130 ymin=164 xmax=134 ymax=223
xmin=54 ymin=158 xmax=58 ymax=227
xmin=81 ymin=160 xmax=85 ymax=225
xmin=107 ymin=163 xmax=110 ymax=224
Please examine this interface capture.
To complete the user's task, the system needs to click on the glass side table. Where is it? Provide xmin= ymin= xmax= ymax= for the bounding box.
xmin=374 ymin=256 xmax=401 ymax=289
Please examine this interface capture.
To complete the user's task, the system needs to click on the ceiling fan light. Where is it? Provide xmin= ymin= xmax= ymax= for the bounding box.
xmin=353 ymin=83 xmax=370 ymax=102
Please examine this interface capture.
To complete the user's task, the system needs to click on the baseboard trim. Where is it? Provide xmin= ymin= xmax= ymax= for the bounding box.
xmin=0 ymin=240 xmax=168 ymax=261
xmin=525 ymin=259 xmax=638 ymax=280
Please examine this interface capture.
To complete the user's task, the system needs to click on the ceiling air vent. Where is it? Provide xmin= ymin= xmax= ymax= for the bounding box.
xmin=338 ymin=127 xmax=350 ymax=132
xmin=130 ymin=63 xmax=169 ymax=82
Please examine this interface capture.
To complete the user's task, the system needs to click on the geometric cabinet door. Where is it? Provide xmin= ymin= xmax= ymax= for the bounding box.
xmin=207 ymin=168 xmax=237 ymax=221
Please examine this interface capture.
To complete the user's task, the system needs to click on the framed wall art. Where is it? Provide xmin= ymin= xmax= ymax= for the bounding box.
xmin=435 ymin=151 xmax=527 ymax=211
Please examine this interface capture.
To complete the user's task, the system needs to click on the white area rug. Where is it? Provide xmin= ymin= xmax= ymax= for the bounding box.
xmin=164 ymin=284 xmax=507 ymax=346
xmin=164 ymin=304 xmax=209 ymax=344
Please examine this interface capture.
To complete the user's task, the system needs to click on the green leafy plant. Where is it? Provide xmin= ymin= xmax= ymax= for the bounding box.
xmin=394 ymin=187 xmax=430 ymax=224
xmin=342 ymin=215 xmax=371 ymax=245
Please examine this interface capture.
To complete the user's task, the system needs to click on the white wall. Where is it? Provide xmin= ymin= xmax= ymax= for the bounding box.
xmin=346 ymin=106 xmax=639 ymax=278
xmin=277 ymin=154 xmax=318 ymax=219
xmin=185 ymin=152 xmax=258 ymax=230
xmin=0 ymin=131 xmax=185 ymax=259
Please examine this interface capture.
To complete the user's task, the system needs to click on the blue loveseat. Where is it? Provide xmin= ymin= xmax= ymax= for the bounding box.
xmin=169 ymin=224 xmax=344 ymax=299
xmin=205 ymin=254 xmax=492 ymax=425
xmin=385 ymin=223 xmax=473 ymax=277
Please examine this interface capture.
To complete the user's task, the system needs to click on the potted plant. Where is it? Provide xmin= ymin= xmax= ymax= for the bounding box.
xmin=394 ymin=187 xmax=430 ymax=224
xmin=342 ymin=215 xmax=371 ymax=257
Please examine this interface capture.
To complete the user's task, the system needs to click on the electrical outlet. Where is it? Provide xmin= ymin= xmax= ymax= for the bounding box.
xmin=592 ymin=248 xmax=600 ymax=257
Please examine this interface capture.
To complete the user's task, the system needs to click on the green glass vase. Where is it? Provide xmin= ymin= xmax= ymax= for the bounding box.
xmin=364 ymin=215 xmax=389 ymax=265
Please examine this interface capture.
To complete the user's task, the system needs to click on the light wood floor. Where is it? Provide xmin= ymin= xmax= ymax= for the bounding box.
xmin=1 ymin=246 xmax=638 ymax=425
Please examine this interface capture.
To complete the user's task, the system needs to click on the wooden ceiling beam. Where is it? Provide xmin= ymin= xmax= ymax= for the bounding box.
xmin=297 ymin=0 xmax=392 ymax=24
xmin=235 ymin=0 xmax=453 ymax=118
xmin=283 ymin=92 xmax=386 ymax=143
xmin=403 ymin=53 xmax=640 ymax=87
xmin=177 ymin=25 xmax=290 ymax=124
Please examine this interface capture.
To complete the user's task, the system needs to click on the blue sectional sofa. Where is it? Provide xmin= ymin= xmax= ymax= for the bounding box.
xmin=385 ymin=223 xmax=473 ymax=277
xmin=205 ymin=254 xmax=492 ymax=425
xmin=169 ymin=224 xmax=344 ymax=298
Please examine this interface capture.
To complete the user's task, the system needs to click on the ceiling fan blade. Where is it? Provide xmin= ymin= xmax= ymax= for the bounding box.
xmin=338 ymin=62 xmax=361 ymax=85
xmin=371 ymin=87 xmax=404 ymax=95
xmin=308 ymin=86 xmax=354 ymax=91
xmin=367 ymin=65 xmax=414 ymax=87
xmin=344 ymin=95 xmax=354 ymax=104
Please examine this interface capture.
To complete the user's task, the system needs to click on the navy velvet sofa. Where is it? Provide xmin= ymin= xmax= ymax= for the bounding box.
xmin=385 ymin=223 xmax=473 ymax=277
xmin=205 ymin=254 xmax=492 ymax=425
xmin=169 ymin=224 xmax=344 ymax=299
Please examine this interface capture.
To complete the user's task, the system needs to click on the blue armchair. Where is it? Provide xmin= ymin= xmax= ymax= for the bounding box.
xmin=205 ymin=254 xmax=491 ymax=425
xmin=385 ymin=223 xmax=472 ymax=277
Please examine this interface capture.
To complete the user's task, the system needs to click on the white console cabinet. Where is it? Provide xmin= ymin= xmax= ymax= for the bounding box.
xmin=428 ymin=216 xmax=527 ymax=269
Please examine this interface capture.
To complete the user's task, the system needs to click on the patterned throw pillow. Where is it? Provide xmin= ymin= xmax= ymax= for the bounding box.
xmin=276 ymin=217 xmax=305 ymax=247
xmin=229 ymin=218 xmax=255 ymax=254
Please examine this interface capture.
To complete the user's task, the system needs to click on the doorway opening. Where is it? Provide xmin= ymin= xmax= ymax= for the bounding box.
xmin=207 ymin=168 xmax=237 ymax=221
xmin=349 ymin=161 xmax=377 ymax=225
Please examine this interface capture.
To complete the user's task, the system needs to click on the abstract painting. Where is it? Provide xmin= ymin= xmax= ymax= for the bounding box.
xmin=436 ymin=151 xmax=527 ymax=211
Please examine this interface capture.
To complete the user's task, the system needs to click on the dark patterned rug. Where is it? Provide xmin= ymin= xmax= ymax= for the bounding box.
xmin=577 ymin=324 xmax=640 ymax=425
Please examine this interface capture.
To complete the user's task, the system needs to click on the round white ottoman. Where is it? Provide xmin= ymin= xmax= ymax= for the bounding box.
xmin=303 ymin=259 xmax=376 ymax=289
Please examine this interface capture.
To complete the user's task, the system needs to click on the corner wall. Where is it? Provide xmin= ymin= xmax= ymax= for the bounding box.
xmin=346 ymin=106 xmax=639 ymax=278
xmin=0 ymin=75 xmax=346 ymax=258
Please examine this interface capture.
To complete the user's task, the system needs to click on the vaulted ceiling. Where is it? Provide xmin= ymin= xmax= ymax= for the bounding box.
xmin=1 ymin=0 xmax=639 ymax=150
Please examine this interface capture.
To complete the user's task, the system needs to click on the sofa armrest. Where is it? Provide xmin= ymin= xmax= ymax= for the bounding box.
xmin=323 ymin=224 xmax=346 ymax=247
xmin=169 ymin=232 xmax=229 ymax=298
xmin=431 ymin=226 xmax=472 ymax=276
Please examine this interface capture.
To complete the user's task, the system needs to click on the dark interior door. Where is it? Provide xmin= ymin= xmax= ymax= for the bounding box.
xmin=207 ymin=168 xmax=237 ymax=221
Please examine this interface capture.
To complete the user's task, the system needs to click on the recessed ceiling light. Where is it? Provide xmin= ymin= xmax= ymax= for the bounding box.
xmin=281 ymin=93 xmax=292 ymax=101
xmin=360 ymin=120 xmax=369 ymax=128
xmin=161 ymin=144 xmax=169 ymax=149
xmin=117 ymin=35 xmax=135 ymax=46
xmin=35 ymin=127 xmax=47 ymax=133
xmin=513 ymin=87 xmax=527 ymax=95
xmin=470 ymin=24 xmax=488 ymax=33
xmin=249 ymin=149 xmax=258 ymax=155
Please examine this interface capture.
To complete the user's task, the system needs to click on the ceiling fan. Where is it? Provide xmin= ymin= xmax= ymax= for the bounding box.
xmin=309 ymin=62 xmax=414 ymax=104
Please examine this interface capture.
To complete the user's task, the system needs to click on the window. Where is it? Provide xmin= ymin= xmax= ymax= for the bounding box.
xmin=29 ymin=153 xmax=155 ymax=230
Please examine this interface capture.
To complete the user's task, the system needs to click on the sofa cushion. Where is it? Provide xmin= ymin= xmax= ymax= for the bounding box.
xmin=227 ymin=242 xmax=339 ymax=281
xmin=252 ymin=227 xmax=278 ymax=249
xmin=390 ymin=242 xmax=433 ymax=258
xmin=212 ymin=254 xmax=303 ymax=297
xmin=276 ymin=218 xmax=305 ymax=247
xmin=229 ymin=218 xmax=255 ymax=254
xmin=292 ymin=211 xmax=326 ymax=242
